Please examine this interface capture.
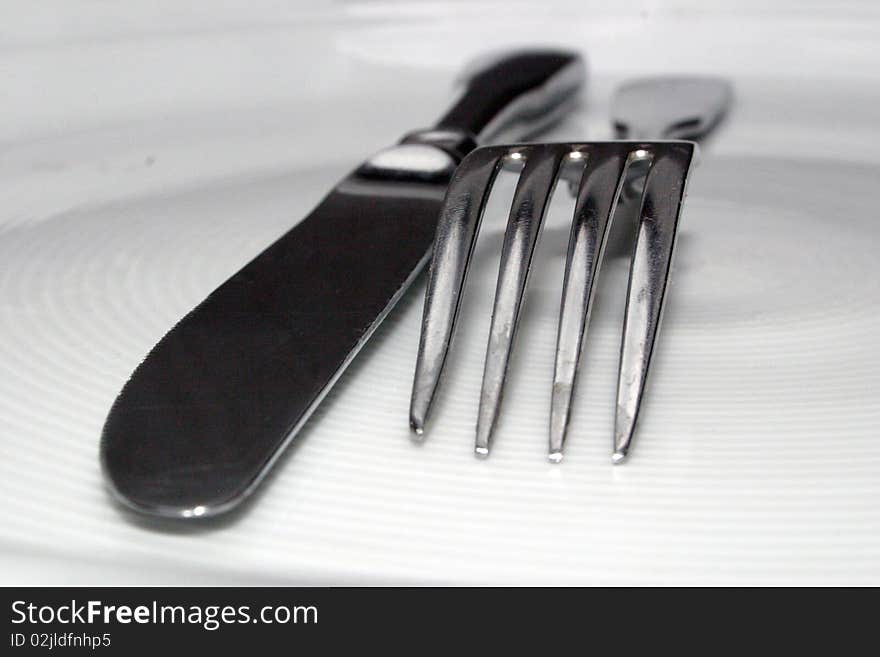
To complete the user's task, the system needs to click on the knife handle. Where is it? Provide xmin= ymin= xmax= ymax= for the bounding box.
xmin=360 ymin=50 xmax=585 ymax=181
xmin=436 ymin=49 xmax=585 ymax=145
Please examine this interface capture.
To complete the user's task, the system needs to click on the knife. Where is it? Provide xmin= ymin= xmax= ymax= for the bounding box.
xmin=101 ymin=49 xmax=586 ymax=518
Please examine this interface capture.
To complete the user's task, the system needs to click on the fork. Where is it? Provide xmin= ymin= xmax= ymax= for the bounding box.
xmin=410 ymin=77 xmax=731 ymax=463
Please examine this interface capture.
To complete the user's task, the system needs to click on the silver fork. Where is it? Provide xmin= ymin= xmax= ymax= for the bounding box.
xmin=410 ymin=77 xmax=731 ymax=463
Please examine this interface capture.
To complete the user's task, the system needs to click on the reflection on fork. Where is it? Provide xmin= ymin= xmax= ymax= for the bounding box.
xmin=410 ymin=141 xmax=698 ymax=463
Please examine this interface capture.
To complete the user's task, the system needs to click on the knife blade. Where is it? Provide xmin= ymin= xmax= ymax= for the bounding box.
xmin=101 ymin=49 xmax=586 ymax=518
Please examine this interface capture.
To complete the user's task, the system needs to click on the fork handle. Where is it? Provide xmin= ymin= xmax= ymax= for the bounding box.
xmin=436 ymin=49 xmax=585 ymax=145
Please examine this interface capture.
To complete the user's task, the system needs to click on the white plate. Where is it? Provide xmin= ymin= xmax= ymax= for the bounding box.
xmin=1 ymin=0 xmax=879 ymax=584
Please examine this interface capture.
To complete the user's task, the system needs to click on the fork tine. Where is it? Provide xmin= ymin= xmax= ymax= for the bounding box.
xmin=475 ymin=145 xmax=566 ymax=456
xmin=548 ymin=146 xmax=630 ymax=462
xmin=613 ymin=143 xmax=697 ymax=463
xmin=410 ymin=148 xmax=504 ymax=436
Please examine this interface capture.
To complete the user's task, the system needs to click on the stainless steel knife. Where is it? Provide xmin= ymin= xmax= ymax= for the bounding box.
xmin=101 ymin=49 xmax=586 ymax=518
